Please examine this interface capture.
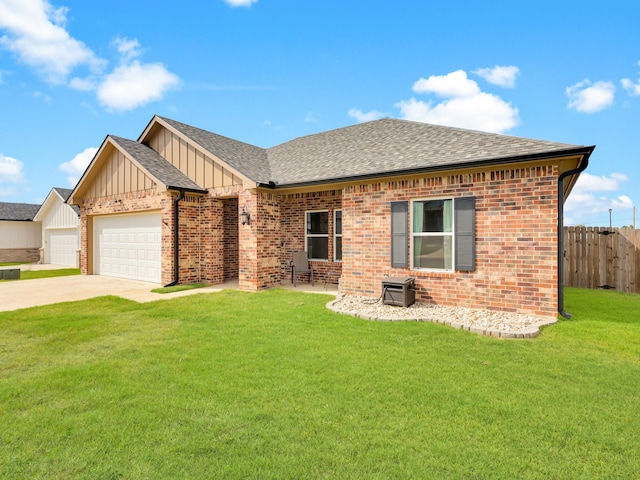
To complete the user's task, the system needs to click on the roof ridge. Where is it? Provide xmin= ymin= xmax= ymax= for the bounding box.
xmin=156 ymin=116 xmax=267 ymax=151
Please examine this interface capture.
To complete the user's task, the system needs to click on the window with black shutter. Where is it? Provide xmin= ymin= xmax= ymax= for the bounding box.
xmin=391 ymin=197 xmax=476 ymax=272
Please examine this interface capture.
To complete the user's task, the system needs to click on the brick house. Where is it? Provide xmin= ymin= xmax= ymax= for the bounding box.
xmin=68 ymin=116 xmax=594 ymax=319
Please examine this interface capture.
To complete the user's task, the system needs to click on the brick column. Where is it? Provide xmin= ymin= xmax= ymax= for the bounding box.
xmin=238 ymin=189 xmax=282 ymax=290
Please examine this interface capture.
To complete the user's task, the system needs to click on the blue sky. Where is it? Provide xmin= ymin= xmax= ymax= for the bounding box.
xmin=0 ymin=0 xmax=638 ymax=227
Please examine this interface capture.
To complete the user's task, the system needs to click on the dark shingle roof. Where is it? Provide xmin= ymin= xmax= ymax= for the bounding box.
xmin=110 ymin=135 xmax=206 ymax=193
xmin=117 ymin=116 xmax=591 ymax=190
xmin=53 ymin=187 xmax=80 ymax=214
xmin=265 ymin=118 xmax=585 ymax=186
xmin=53 ymin=187 xmax=73 ymax=201
xmin=0 ymin=202 xmax=41 ymax=221
xmin=157 ymin=116 xmax=271 ymax=184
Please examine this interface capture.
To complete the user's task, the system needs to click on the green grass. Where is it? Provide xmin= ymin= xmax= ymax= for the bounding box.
xmin=151 ymin=282 xmax=209 ymax=294
xmin=0 ymin=268 xmax=80 ymax=281
xmin=0 ymin=287 xmax=638 ymax=479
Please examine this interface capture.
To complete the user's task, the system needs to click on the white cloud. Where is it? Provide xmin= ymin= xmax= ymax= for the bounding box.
xmin=224 ymin=0 xmax=258 ymax=6
xmin=396 ymin=92 xmax=519 ymax=134
xmin=59 ymin=146 xmax=97 ymax=185
xmin=112 ymin=36 xmax=142 ymax=62
xmin=0 ymin=0 xmax=104 ymax=84
xmin=572 ymin=172 xmax=628 ymax=192
xmin=0 ymin=153 xmax=24 ymax=184
xmin=92 ymin=36 xmax=180 ymax=111
xmin=473 ymin=65 xmax=520 ymax=88
xmin=392 ymin=69 xmax=520 ymax=134
xmin=621 ymin=60 xmax=640 ymax=96
xmin=564 ymin=172 xmax=633 ymax=226
xmin=348 ymin=108 xmax=385 ymax=123
xmin=68 ymin=76 xmax=96 ymax=91
xmin=566 ymin=79 xmax=615 ymax=113
xmin=97 ymin=61 xmax=181 ymax=111
xmin=412 ymin=70 xmax=480 ymax=98
xmin=621 ymin=77 xmax=640 ymax=96
xmin=0 ymin=2 xmax=180 ymax=111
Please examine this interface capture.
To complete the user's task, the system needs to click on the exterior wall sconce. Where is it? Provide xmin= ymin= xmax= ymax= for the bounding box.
xmin=240 ymin=208 xmax=251 ymax=226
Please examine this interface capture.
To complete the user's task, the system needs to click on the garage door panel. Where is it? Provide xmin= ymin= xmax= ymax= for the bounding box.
xmin=47 ymin=229 xmax=78 ymax=266
xmin=94 ymin=214 xmax=161 ymax=283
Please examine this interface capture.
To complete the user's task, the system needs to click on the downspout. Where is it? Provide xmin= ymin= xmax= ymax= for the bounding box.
xmin=164 ymin=189 xmax=185 ymax=287
xmin=558 ymin=157 xmax=589 ymax=318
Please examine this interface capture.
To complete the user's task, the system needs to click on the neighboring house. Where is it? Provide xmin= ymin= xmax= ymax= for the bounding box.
xmin=68 ymin=116 xmax=594 ymax=319
xmin=0 ymin=202 xmax=42 ymax=263
xmin=33 ymin=188 xmax=80 ymax=267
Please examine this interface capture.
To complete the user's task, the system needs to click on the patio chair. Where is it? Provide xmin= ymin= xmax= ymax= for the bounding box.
xmin=290 ymin=251 xmax=314 ymax=287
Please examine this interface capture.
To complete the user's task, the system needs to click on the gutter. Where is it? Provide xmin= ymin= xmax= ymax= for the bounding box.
xmin=266 ymin=146 xmax=596 ymax=190
xmin=557 ymin=148 xmax=594 ymax=318
xmin=164 ymin=189 xmax=186 ymax=287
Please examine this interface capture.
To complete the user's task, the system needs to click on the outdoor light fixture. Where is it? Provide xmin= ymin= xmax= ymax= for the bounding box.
xmin=240 ymin=208 xmax=251 ymax=226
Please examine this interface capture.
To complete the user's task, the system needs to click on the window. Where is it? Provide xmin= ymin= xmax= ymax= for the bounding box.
xmin=334 ymin=210 xmax=342 ymax=261
xmin=306 ymin=210 xmax=328 ymax=260
xmin=391 ymin=197 xmax=475 ymax=272
xmin=412 ymin=199 xmax=454 ymax=270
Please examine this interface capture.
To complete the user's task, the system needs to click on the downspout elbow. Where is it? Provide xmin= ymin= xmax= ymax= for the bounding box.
xmin=164 ymin=189 xmax=185 ymax=287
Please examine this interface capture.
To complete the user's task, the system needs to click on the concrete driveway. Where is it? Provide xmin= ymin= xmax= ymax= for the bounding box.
xmin=0 ymin=272 xmax=238 ymax=313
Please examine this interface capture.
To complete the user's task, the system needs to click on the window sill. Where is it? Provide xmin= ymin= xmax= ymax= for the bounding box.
xmin=410 ymin=268 xmax=454 ymax=274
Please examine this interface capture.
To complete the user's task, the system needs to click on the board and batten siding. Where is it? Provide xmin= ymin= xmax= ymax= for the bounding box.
xmin=40 ymin=195 xmax=79 ymax=229
xmin=0 ymin=221 xmax=41 ymax=249
xmin=146 ymin=127 xmax=243 ymax=189
xmin=83 ymin=146 xmax=156 ymax=200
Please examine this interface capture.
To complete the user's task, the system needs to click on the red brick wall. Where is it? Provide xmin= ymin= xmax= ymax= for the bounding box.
xmin=280 ymin=190 xmax=343 ymax=284
xmin=78 ymin=189 xmax=171 ymax=280
xmin=341 ymin=165 xmax=560 ymax=318
xmin=223 ymin=198 xmax=239 ymax=280
xmin=238 ymin=190 xmax=284 ymax=290
xmin=175 ymin=195 xmax=224 ymax=285
xmin=79 ymin=190 xmax=226 ymax=286
xmin=0 ymin=248 xmax=40 ymax=263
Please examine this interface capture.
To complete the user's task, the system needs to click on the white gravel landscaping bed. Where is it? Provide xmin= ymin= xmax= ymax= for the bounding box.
xmin=327 ymin=295 xmax=557 ymax=339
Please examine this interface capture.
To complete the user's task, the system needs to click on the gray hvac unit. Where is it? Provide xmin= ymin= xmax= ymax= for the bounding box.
xmin=382 ymin=276 xmax=416 ymax=307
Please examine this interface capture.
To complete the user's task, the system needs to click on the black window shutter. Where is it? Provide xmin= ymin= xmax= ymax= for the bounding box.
xmin=455 ymin=197 xmax=476 ymax=271
xmin=391 ymin=201 xmax=408 ymax=268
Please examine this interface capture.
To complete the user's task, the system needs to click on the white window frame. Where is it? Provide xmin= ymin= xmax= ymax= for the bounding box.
xmin=334 ymin=209 xmax=342 ymax=262
xmin=410 ymin=197 xmax=455 ymax=272
xmin=305 ymin=209 xmax=329 ymax=261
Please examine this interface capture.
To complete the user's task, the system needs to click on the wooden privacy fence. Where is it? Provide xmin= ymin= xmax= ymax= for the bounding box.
xmin=563 ymin=227 xmax=640 ymax=293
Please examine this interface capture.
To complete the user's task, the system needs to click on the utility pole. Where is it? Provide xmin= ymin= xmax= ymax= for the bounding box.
xmin=634 ymin=206 xmax=636 ymax=229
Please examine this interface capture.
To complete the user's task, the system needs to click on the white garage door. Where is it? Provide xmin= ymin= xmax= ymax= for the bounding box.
xmin=48 ymin=229 xmax=78 ymax=266
xmin=94 ymin=213 xmax=161 ymax=283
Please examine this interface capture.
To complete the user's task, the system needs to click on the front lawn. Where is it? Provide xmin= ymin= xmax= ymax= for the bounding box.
xmin=151 ymin=282 xmax=209 ymax=294
xmin=15 ymin=268 xmax=80 ymax=280
xmin=0 ymin=288 xmax=638 ymax=479
xmin=0 ymin=264 xmax=80 ymax=281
